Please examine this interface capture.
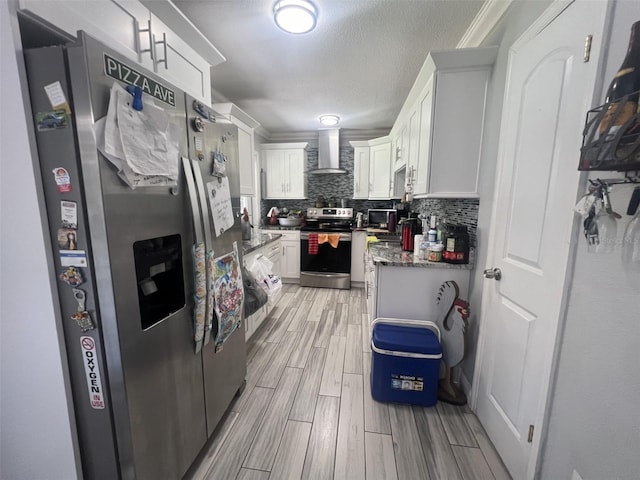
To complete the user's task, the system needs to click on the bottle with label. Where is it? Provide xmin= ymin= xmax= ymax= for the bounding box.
xmin=599 ymin=20 xmax=640 ymax=136
xmin=443 ymin=225 xmax=469 ymax=264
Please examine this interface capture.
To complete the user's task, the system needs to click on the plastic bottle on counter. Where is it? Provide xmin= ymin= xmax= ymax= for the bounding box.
xmin=414 ymin=234 xmax=423 ymax=256
xmin=388 ymin=211 xmax=397 ymax=233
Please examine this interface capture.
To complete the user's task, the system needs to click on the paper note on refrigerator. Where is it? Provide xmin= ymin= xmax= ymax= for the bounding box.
xmin=207 ymin=177 xmax=234 ymax=237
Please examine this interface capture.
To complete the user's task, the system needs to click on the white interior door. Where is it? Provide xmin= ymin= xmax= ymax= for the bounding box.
xmin=474 ymin=1 xmax=608 ymax=478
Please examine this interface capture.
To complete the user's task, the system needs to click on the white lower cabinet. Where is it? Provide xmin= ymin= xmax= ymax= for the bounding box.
xmin=243 ymin=239 xmax=282 ymax=340
xmin=365 ymin=252 xmax=470 ymax=324
xmin=278 ymin=230 xmax=300 ymax=281
xmin=350 ymin=231 xmax=367 ymax=283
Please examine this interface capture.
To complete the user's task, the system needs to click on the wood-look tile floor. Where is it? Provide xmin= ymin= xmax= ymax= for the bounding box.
xmin=186 ymin=285 xmax=511 ymax=480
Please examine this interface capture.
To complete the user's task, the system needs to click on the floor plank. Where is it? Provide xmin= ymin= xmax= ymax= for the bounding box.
xmin=364 ymin=432 xmax=398 ymax=480
xmin=318 ymin=335 xmax=346 ymax=397
xmin=269 ymin=420 xmax=312 ymax=480
xmin=232 ymin=342 xmax=279 ymax=413
xmin=452 ymin=446 xmax=496 ymax=480
xmin=301 ymin=395 xmax=340 ymax=480
xmin=203 ymin=387 xmax=273 ymax=480
xmin=334 ymin=373 xmax=366 ymax=480
xmin=237 ymin=469 xmax=270 ymax=480
xmin=288 ymin=320 xmax=320 ymax=368
xmin=313 ymin=309 xmax=335 ymax=348
xmin=186 ymin=411 xmax=239 ymax=480
xmin=244 ymin=367 xmax=303 ymax=471
xmin=464 ymin=413 xmax=511 ymax=480
xmin=257 ymin=330 xmax=299 ymax=389
xmin=287 ymin=300 xmax=312 ymax=332
xmin=332 ymin=303 xmax=348 ymax=337
xmin=437 ymin=402 xmax=478 ymax=447
xmin=344 ymin=323 xmax=363 ymax=374
xmin=289 ymin=347 xmax=327 ymax=423
xmin=362 ymin=353 xmax=391 ymax=434
xmin=388 ymin=403 xmax=430 ymax=480
xmin=264 ymin=306 xmax=295 ymax=343
xmin=413 ymin=405 xmax=462 ymax=480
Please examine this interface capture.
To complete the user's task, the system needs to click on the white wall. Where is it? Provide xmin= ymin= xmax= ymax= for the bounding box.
xmin=0 ymin=1 xmax=81 ymax=478
xmin=539 ymin=2 xmax=640 ymax=479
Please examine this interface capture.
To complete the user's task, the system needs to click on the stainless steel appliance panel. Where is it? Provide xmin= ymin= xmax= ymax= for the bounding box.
xmin=300 ymin=231 xmax=352 ymax=289
xmin=185 ymin=98 xmax=247 ymax=435
xmin=27 ymin=33 xmax=208 ymax=480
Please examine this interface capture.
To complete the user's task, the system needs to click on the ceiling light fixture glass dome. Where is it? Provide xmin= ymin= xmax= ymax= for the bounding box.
xmin=319 ymin=114 xmax=340 ymax=126
xmin=273 ymin=0 xmax=318 ymax=34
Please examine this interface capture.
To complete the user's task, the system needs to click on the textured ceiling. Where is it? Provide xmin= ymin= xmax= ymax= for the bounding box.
xmin=172 ymin=0 xmax=485 ymax=136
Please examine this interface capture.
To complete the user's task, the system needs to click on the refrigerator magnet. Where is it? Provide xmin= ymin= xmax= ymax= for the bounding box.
xmin=57 ymin=228 xmax=78 ymax=250
xmin=61 ymin=201 xmax=77 ymax=229
xmin=52 ymin=167 xmax=72 ymax=193
xmin=59 ymin=267 xmax=84 ymax=287
xmin=71 ymin=311 xmax=95 ymax=332
xmin=36 ymin=110 xmax=68 ymax=131
xmin=60 ymin=250 xmax=87 ymax=267
xmin=43 ymin=81 xmax=71 ymax=114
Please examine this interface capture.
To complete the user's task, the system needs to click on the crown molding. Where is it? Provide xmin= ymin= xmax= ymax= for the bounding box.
xmin=457 ymin=0 xmax=514 ymax=48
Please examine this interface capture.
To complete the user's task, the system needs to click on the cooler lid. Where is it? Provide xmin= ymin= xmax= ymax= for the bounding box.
xmin=372 ymin=323 xmax=441 ymax=355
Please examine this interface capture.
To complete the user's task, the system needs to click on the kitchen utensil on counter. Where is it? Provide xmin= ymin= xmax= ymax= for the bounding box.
xmin=340 ymin=199 xmax=349 ymax=208
xmin=315 ymin=198 xmax=325 ymax=208
xmin=327 ymin=199 xmax=337 ymax=208
xmin=401 ymin=218 xmax=418 ymax=252
xmin=278 ymin=216 xmax=302 ymax=227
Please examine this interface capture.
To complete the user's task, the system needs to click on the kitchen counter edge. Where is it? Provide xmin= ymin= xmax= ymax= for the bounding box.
xmin=242 ymin=233 xmax=282 ymax=255
xmin=367 ymin=242 xmax=474 ymax=270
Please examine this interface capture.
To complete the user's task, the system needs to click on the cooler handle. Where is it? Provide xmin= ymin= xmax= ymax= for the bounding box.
xmin=370 ymin=317 xmax=440 ymax=343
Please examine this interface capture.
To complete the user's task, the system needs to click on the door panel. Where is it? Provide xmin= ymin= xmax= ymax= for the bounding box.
xmin=475 ymin=1 xmax=608 ymax=478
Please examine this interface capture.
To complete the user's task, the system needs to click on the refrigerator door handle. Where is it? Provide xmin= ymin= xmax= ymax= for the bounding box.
xmin=182 ymin=157 xmax=204 ymax=244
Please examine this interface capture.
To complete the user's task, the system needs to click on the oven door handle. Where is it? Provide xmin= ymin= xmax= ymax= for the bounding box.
xmin=300 ymin=232 xmax=352 ymax=241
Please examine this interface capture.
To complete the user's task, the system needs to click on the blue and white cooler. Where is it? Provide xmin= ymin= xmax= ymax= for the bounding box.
xmin=370 ymin=318 xmax=442 ymax=406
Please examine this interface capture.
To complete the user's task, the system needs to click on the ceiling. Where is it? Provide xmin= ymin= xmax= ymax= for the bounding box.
xmin=171 ymin=0 xmax=486 ymax=138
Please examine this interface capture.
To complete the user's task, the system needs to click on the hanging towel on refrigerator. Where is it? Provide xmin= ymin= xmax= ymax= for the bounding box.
xmin=308 ymin=232 xmax=318 ymax=254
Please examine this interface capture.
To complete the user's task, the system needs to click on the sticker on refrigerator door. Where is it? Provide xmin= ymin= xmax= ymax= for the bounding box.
xmin=59 ymin=266 xmax=84 ymax=287
xmin=43 ymin=81 xmax=71 ymax=114
xmin=36 ymin=110 xmax=67 ymax=131
xmin=52 ymin=167 xmax=72 ymax=193
xmin=57 ymin=228 xmax=78 ymax=250
xmin=72 ymin=311 xmax=95 ymax=332
xmin=60 ymin=249 xmax=87 ymax=267
xmin=61 ymin=201 xmax=77 ymax=229
xmin=80 ymin=336 xmax=105 ymax=409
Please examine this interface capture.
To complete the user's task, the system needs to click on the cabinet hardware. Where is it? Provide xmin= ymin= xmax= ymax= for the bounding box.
xmin=528 ymin=425 xmax=534 ymax=443
xmin=134 ymin=19 xmax=153 ymax=62
xmin=153 ymin=32 xmax=168 ymax=71
xmin=583 ymin=35 xmax=592 ymax=63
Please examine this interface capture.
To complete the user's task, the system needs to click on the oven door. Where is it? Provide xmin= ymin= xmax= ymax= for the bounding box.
xmin=300 ymin=231 xmax=352 ymax=289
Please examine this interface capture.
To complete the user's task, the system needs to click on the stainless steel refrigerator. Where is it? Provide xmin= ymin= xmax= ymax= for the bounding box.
xmin=24 ymin=32 xmax=246 ymax=480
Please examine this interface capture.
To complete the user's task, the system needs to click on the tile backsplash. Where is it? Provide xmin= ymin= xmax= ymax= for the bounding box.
xmin=260 ymin=146 xmax=479 ymax=246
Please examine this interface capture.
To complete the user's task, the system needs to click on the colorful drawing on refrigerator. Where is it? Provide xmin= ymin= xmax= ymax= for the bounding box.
xmin=212 ymin=244 xmax=244 ymax=349
xmin=192 ymin=242 xmax=206 ymax=352
xmin=204 ymin=249 xmax=215 ymax=345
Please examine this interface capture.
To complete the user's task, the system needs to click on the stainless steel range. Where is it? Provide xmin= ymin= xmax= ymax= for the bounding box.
xmin=300 ymin=208 xmax=353 ymax=289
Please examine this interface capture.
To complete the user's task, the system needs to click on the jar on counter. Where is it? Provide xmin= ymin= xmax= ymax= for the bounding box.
xmin=443 ymin=225 xmax=469 ymax=264
xmin=427 ymin=243 xmax=444 ymax=262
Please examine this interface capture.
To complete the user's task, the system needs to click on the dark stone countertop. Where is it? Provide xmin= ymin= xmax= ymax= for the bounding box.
xmin=242 ymin=233 xmax=282 ymax=255
xmin=367 ymin=242 xmax=474 ymax=270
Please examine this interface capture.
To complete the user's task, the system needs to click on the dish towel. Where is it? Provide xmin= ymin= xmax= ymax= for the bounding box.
xmin=308 ymin=233 xmax=318 ymax=254
xmin=318 ymin=233 xmax=340 ymax=248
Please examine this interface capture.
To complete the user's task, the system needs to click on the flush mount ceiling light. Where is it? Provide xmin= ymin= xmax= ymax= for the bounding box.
xmin=273 ymin=0 xmax=317 ymax=34
xmin=319 ymin=114 xmax=340 ymax=126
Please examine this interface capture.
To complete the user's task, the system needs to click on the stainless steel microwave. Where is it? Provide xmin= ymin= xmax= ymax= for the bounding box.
xmin=367 ymin=209 xmax=395 ymax=228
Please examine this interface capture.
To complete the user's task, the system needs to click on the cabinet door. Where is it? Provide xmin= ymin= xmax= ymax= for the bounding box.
xmin=353 ymin=147 xmax=370 ymax=199
xmin=150 ymin=13 xmax=211 ymax=103
xmin=281 ymin=241 xmax=300 ymax=279
xmin=350 ymin=231 xmax=367 ymax=282
xmin=263 ymin=150 xmax=285 ymax=198
xmin=368 ymin=142 xmax=392 ymax=199
xmin=19 ymin=0 xmax=154 ymax=70
xmin=285 ymin=150 xmax=306 ymax=199
xmin=237 ymin=127 xmax=255 ymax=195
xmin=414 ymin=79 xmax=434 ymax=195
xmin=407 ymin=103 xmax=421 ymax=186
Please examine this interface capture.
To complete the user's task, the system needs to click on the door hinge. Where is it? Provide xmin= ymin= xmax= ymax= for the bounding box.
xmin=527 ymin=425 xmax=535 ymax=443
xmin=584 ymin=35 xmax=592 ymax=62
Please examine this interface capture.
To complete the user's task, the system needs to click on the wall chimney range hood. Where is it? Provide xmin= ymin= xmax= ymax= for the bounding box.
xmin=309 ymin=129 xmax=346 ymax=174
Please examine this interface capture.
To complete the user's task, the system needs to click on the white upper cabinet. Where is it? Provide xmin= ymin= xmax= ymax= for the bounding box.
xmin=212 ymin=103 xmax=260 ymax=196
xmin=350 ymin=141 xmax=370 ymax=199
xmin=19 ymin=0 xmax=224 ymax=104
xmin=261 ymin=143 xmax=308 ymax=199
xmin=394 ymin=47 xmax=497 ymax=198
xmin=368 ymin=137 xmax=392 ymax=200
